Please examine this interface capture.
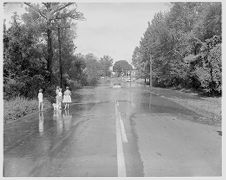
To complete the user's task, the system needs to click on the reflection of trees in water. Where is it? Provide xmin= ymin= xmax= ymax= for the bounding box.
xmin=39 ymin=112 xmax=44 ymax=136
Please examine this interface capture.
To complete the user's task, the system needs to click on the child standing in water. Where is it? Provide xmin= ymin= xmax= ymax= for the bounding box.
xmin=63 ymin=86 xmax=72 ymax=110
xmin=58 ymin=88 xmax=63 ymax=109
xmin=55 ymin=86 xmax=60 ymax=108
xmin=38 ymin=89 xmax=44 ymax=111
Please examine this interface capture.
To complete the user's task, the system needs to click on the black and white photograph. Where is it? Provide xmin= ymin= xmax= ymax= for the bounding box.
xmin=1 ymin=0 xmax=223 ymax=178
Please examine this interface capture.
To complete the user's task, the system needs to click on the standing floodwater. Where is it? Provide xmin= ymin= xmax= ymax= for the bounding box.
xmin=4 ymin=79 xmax=221 ymax=176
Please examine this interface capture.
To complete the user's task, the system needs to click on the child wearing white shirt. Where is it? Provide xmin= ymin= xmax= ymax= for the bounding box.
xmin=58 ymin=88 xmax=63 ymax=109
xmin=38 ymin=89 xmax=44 ymax=111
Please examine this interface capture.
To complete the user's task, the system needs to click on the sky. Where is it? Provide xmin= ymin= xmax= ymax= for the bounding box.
xmin=76 ymin=3 xmax=171 ymax=63
xmin=3 ymin=2 xmax=171 ymax=63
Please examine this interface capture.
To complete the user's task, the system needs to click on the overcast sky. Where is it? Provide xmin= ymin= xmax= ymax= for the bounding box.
xmin=4 ymin=2 xmax=171 ymax=63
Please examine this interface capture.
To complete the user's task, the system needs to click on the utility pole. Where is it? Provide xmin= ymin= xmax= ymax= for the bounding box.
xmin=57 ymin=24 xmax=63 ymax=88
xmin=149 ymin=55 xmax=152 ymax=110
xmin=56 ymin=19 xmax=70 ymax=89
xmin=149 ymin=54 xmax=152 ymax=90
xmin=130 ymin=70 xmax=132 ymax=87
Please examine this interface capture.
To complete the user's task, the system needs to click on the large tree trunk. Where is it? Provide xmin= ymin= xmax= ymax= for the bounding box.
xmin=46 ymin=3 xmax=53 ymax=82
xmin=47 ymin=23 xmax=53 ymax=82
xmin=58 ymin=26 xmax=63 ymax=88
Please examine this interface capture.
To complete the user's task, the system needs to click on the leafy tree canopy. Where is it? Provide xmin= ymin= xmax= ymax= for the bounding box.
xmin=113 ymin=60 xmax=132 ymax=76
xmin=133 ymin=2 xmax=222 ymax=95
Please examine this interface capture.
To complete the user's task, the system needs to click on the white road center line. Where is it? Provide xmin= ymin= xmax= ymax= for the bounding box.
xmin=116 ymin=101 xmax=128 ymax=143
xmin=119 ymin=112 xmax=128 ymax=143
xmin=115 ymin=100 xmax=127 ymax=177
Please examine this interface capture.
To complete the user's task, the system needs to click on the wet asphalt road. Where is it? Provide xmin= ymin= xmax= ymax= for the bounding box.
xmin=4 ymin=80 xmax=222 ymax=177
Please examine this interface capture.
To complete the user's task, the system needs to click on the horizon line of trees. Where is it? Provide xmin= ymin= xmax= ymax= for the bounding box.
xmin=132 ymin=2 xmax=221 ymax=96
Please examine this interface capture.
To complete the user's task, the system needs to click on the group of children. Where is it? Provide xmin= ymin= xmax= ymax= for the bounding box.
xmin=55 ymin=86 xmax=72 ymax=110
xmin=38 ymin=86 xmax=72 ymax=111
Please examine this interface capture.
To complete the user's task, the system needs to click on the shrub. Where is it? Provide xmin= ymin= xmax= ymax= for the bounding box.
xmin=3 ymin=78 xmax=25 ymax=100
xmin=4 ymin=96 xmax=52 ymax=123
xmin=195 ymin=43 xmax=221 ymax=95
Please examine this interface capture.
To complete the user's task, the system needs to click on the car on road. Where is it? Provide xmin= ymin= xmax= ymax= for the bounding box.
xmin=113 ymin=83 xmax=121 ymax=88
xmin=127 ymin=79 xmax=131 ymax=82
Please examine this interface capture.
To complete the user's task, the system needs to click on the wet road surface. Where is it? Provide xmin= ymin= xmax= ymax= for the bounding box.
xmin=4 ymin=80 xmax=221 ymax=176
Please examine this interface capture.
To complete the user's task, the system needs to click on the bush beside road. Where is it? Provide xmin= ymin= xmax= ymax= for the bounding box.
xmin=4 ymin=97 xmax=52 ymax=123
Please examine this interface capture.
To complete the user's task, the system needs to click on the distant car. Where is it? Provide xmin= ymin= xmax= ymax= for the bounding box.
xmin=113 ymin=83 xmax=121 ymax=88
xmin=126 ymin=78 xmax=131 ymax=82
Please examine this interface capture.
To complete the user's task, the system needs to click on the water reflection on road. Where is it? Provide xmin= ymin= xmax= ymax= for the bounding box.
xmin=38 ymin=109 xmax=74 ymax=137
xmin=38 ymin=112 xmax=44 ymax=136
xmin=4 ymin=101 xmax=94 ymax=176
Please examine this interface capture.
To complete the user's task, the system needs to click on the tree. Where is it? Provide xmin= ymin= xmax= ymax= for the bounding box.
xmin=64 ymin=53 xmax=86 ymax=88
xmin=133 ymin=2 xmax=222 ymax=95
xmin=193 ymin=36 xmax=221 ymax=94
xmin=99 ymin=55 xmax=113 ymax=77
xmin=24 ymin=2 xmax=84 ymax=82
xmin=83 ymin=53 xmax=102 ymax=85
xmin=3 ymin=3 xmax=86 ymax=99
xmin=193 ymin=2 xmax=221 ymax=41
xmin=132 ymin=46 xmax=144 ymax=79
xmin=113 ymin=60 xmax=132 ymax=77
xmin=3 ymin=13 xmax=48 ymax=98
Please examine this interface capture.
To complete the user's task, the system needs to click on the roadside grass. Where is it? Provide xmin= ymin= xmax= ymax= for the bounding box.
xmin=152 ymin=87 xmax=222 ymax=126
xmin=167 ymin=96 xmax=221 ymax=126
xmin=4 ymin=96 xmax=52 ymax=123
xmin=135 ymin=79 xmax=221 ymax=126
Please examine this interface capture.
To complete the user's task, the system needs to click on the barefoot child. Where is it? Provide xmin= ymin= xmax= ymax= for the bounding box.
xmin=38 ymin=89 xmax=44 ymax=111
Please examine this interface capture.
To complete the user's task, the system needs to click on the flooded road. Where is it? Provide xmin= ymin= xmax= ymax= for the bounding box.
xmin=4 ymin=80 xmax=221 ymax=177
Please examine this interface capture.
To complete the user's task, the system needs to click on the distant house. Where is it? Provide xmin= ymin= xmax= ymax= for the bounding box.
xmin=126 ymin=69 xmax=138 ymax=78
xmin=130 ymin=69 xmax=138 ymax=77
